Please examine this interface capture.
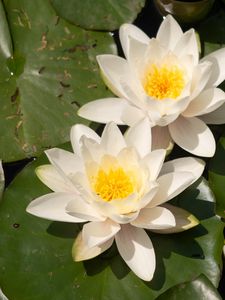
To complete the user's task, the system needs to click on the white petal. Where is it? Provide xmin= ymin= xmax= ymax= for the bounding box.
xmin=137 ymin=182 xmax=159 ymax=210
xmin=82 ymin=219 xmax=120 ymax=248
xmin=202 ymin=47 xmax=225 ymax=87
xmin=97 ymin=54 xmax=134 ymax=99
xmin=26 ymin=192 xmax=84 ymax=222
xmin=174 ymin=29 xmax=199 ymax=65
xmin=153 ymin=98 xmax=190 ymax=127
xmin=0 ymin=288 xmax=8 ymax=300
xmin=115 ymin=224 xmax=156 ymax=281
xmin=81 ymin=138 xmax=103 ymax=164
xmin=169 ymin=116 xmax=215 ymax=157
xmin=141 ymin=149 xmax=166 ymax=181
xmin=121 ymin=104 xmax=146 ymax=126
xmin=156 ymin=15 xmax=183 ymax=50
xmin=131 ymin=206 xmax=176 ymax=229
xmin=148 ymin=171 xmax=194 ymax=208
xmin=100 ymin=122 xmax=126 ymax=155
xmin=125 ymin=118 xmax=151 ymax=157
xmin=36 ymin=165 xmax=77 ymax=193
xmin=45 ymin=148 xmax=84 ymax=176
xmin=190 ymin=61 xmax=212 ymax=99
xmin=127 ymin=37 xmax=149 ymax=75
xmin=70 ymin=124 xmax=100 ymax=156
xmin=72 ymin=231 xmax=114 ymax=261
xmin=119 ymin=23 xmax=150 ymax=59
xmin=78 ymin=98 xmax=128 ymax=125
xmin=160 ymin=157 xmax=205 ymax=184
xmin=200 ymin=102 xmax=225 ymax=124
xmin=151 ymin=204 xmax=199 ymax=234
xmin=66 ymin=198 xmax=105 ymax=222
xmin=109 ymin=211 xmax=139 ymax=224
xmin=183 ymin=88 xmax=225 ymax=117
xmin=93 ymin=197 xmax=139 ymax=224
xmin=151 ymin=126 xmax=173 ymax=152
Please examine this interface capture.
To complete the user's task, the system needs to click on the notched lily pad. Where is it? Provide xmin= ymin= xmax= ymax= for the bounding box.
xmin=0 ymin=0 xmax=116 ymax=162
xmin=50 ymin=0 xmax=146 ymax=31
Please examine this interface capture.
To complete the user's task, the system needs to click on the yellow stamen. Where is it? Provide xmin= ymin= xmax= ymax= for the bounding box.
xmin=144 ymin=64 xmax=185 ymax=100
xmin=94 ymin=167 xmax=134 ymax=201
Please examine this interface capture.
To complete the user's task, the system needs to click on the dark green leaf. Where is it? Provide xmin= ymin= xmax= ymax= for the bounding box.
xmin=156 ymin=274 xmax=222 ymax=300
xmin=50 ymin=0 xmax=146 ymax=31
xmin=0 ymin=151 xmax=223 ymax=299
xmin=0 ymin=0 xmax=116 ymax=162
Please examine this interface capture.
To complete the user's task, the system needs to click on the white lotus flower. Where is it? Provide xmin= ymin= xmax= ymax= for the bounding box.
xmin=26 ymin=119 xmax=204 ymax=281
xmin=78 ymin=15 xmax=225 ymax=157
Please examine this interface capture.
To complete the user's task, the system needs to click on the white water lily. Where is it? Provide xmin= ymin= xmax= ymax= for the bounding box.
xmin=26 ymin=119 xmax=204 ymax=281
xmin=78 ymin=15 xmax=225 ymax=157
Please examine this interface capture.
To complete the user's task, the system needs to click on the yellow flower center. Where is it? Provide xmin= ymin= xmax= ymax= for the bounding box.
xmin=144 ymin=64 xmax=185 ymax=100
xmin=94 ymin=167 xmax=134 ymax=201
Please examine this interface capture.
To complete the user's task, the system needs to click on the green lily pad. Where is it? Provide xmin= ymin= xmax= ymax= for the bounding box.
xmin=0 ymin=0 xmax=116 ymax=162
xmin=157 ymin=274 xmax=222 ymax=300
xmin=0 ymin=147 xmax=223 ymax=299
xmin=209 ymin=131 xmax=225 ymax=217
xmin=50 ymin=0 xmax=146 ymax=31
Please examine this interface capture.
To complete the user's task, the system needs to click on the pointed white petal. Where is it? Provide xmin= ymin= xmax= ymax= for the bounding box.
xmin=127 ymin=37 xmax=149 ymax=76
xmin=36 ymin=165 xmax=77 ymax=193
xmin=119 ymin=23 xmax=150 ymax=59
xmin=125 ymin=118 xmax=151 ymax=157
xmin=78 ymin=98 xmax=128 ymax=125
xmin=154 ymin=100 xmax=189 ymax=127
xmin=202 ymin=47 xmax=225 ymax=87
xmin=160 ymin=157 xmax=205 ymax=184
xmin=190 ymin=61 xmax=212 ymax=99
xmin=45 ymin=148 xmax=84 ymax=176
xmin=200 ymin=102 xmax=225 ymax=124
xmin=82 ymin=219 xmax=120 ymax=248
xmin=156 ymin=15 xmax=183 ymax=50
xmin=151 ymin=126 xmax=173 ymax=152
xmin=141 ymin=149 xmax=166 ymax=181
xmin=66 ymin=198 xmax=105 ymax=222
xmin=131 ymin=206 xmax=176 ymax=229
xmin=72 ymin=231 xmax=114 ymax=261
xmin=151 ymin=204 xmax=199 ymax=234
xmin=93 ymin=197 xmax=140 ymax=224
xmin=26 ymin=192 xmax=84 ymax=222
xmin=115 ymin=224 xmax=156 ymax=281
xmin=81 ymin=138 xmax=103 ymax=164
xmin=121 ymin=104 xmax=146 ymax=126
xmin=97 ymin=54 xmax=133 ymax=99
xmin=174 ymin=29 xmax=199 ymax=65
xmin=0 ymin=288 xmax=8 ymax=300
xmin=70 ymin=124 xmax=100 ymax=156
xmin=169 ymin=116 xmax=215 ymax=157
xmin=137 ymin=182 xmax=159 ymax=210
xmin=183 ymin=88 xmax=225 ymax=117
xmin=148 ymin=171 xmax=194 ymax=208
xmin=100 ymin=122 xmax=126 ymax=155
